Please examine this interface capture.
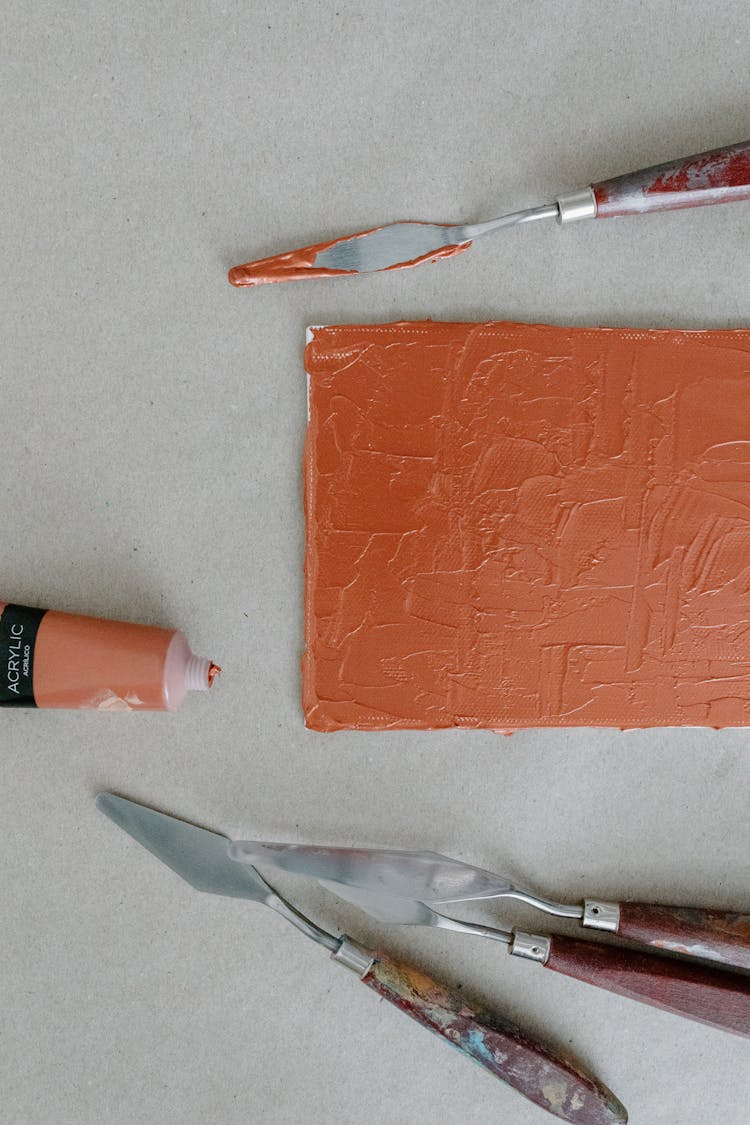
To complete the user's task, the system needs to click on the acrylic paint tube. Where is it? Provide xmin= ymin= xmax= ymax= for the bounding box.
xmin=0 ymin=602 xmax=220 ymax=711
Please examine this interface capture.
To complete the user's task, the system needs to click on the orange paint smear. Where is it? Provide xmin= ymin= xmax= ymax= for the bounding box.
xmin=228 ymin=227 xmax=470 ymax=286
xmin=303 ymin=320 xmax=750 ymax=731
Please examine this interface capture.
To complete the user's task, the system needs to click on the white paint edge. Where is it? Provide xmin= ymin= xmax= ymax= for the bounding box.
xmin=305 ymin=325 xmax=327 ymax=422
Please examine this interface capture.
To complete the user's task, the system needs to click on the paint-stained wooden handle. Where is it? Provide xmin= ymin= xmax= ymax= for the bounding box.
xmin=545 ymin=934 xmax=750 ymax=1038
xmin=592 ymin=139 xmax=750 ymax=217
xmin=617 ymin=903 xmax=750 ymax=971
xmin=362 ymin=952 xmax=627 ymax=1124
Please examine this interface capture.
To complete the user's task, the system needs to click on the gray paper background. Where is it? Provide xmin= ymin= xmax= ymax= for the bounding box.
xmin=2 ymin=3 xmax=749 ymax=1123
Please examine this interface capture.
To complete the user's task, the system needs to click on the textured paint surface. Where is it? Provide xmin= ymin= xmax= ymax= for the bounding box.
xmin=593 ymin=138 xmax=750 ymax=216
xmin=545 ymin=934 xmax=750 ymax=1039
xmin=618 ymin=903 xmax=750 ymax=971
xmin=304 ymin=320 xmax=750 ymax=731
xmin=228 ymin=226 xmax=469 ymax=285
xmin=363 ymin=952 xmax=627 ymax=1124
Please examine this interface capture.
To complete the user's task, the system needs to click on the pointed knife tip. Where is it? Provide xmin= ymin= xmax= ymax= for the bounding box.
xmin=608 ymin=1091 xmax=628 ymax=1124
xmin=228 ymin=266 xmax=258 ymax=286
xmin=95 ymin=791 xmax=130 ymax=818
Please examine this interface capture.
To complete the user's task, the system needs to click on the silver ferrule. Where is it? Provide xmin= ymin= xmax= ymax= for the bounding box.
xmin=556 ymin=187 xmax=597 ymax=223
xmin=331 ymin=936 xmax=375 ymax=977
xmin=582 ymin=900 xmax=621 ymax=933
xmin=509 ymin=931 xmax=551 ymax=964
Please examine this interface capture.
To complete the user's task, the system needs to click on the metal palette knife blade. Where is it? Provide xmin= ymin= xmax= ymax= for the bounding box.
xmin=227 ymin=842 xmax=517 ymax=903
xmin=95 ymin=793 xmax=273 ymax=901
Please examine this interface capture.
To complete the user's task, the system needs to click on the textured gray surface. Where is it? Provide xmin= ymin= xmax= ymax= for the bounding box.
xmin=2 ymin=3 xmax=749 ymax=1123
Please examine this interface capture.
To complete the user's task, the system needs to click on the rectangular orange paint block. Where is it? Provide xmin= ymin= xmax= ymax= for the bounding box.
xmin=303 ymin=321 xmax=750 ymax=731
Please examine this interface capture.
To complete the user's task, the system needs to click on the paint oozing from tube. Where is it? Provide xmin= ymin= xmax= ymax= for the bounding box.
xmin=228 ymin=226 xmax=470 ymax=286
xmin=303 ymin=320 xmax=750 ymax=731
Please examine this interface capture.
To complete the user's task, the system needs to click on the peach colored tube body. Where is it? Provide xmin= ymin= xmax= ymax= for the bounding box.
xmin=1 ymin=603 xmax=180 ymax=711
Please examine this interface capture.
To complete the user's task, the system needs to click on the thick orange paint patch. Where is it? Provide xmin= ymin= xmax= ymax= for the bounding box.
xmin=303 ymin=321 xmax=750 ymax=731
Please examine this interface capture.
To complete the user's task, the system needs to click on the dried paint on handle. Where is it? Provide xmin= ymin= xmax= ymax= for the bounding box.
xmin=362 ymin=952 xmax=627 ymax=1124
xmin=0 ymin=602 xmax=219 ymax=711
xmin=545 ymin=934 xmax=750 ymax=1039
xmin=617 ymin=903 xmax=750 ymax=972
xmin=592 ymin=139 xmax=750 ymax=217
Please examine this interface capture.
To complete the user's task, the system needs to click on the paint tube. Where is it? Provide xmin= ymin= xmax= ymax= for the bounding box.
xmin=0 ymin=602 xmax=220 ymax=711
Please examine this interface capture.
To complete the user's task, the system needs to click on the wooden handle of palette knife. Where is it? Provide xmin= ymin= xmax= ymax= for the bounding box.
xmin=591 ymin=139 xmax=750 ymax=217
xmin=616 ymin=902 xmax=750 ymax=972
xmin=545 ymin=934 xmax=750 ymax=1038
xmin=361 ymin=951 xmax=627 ymax=1124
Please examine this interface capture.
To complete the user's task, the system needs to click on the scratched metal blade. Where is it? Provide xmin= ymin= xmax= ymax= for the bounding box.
xmin=313 ymin=223 xmax=465 ymax=272
xmin=227 ymin=842 xmax=515 ymax=903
